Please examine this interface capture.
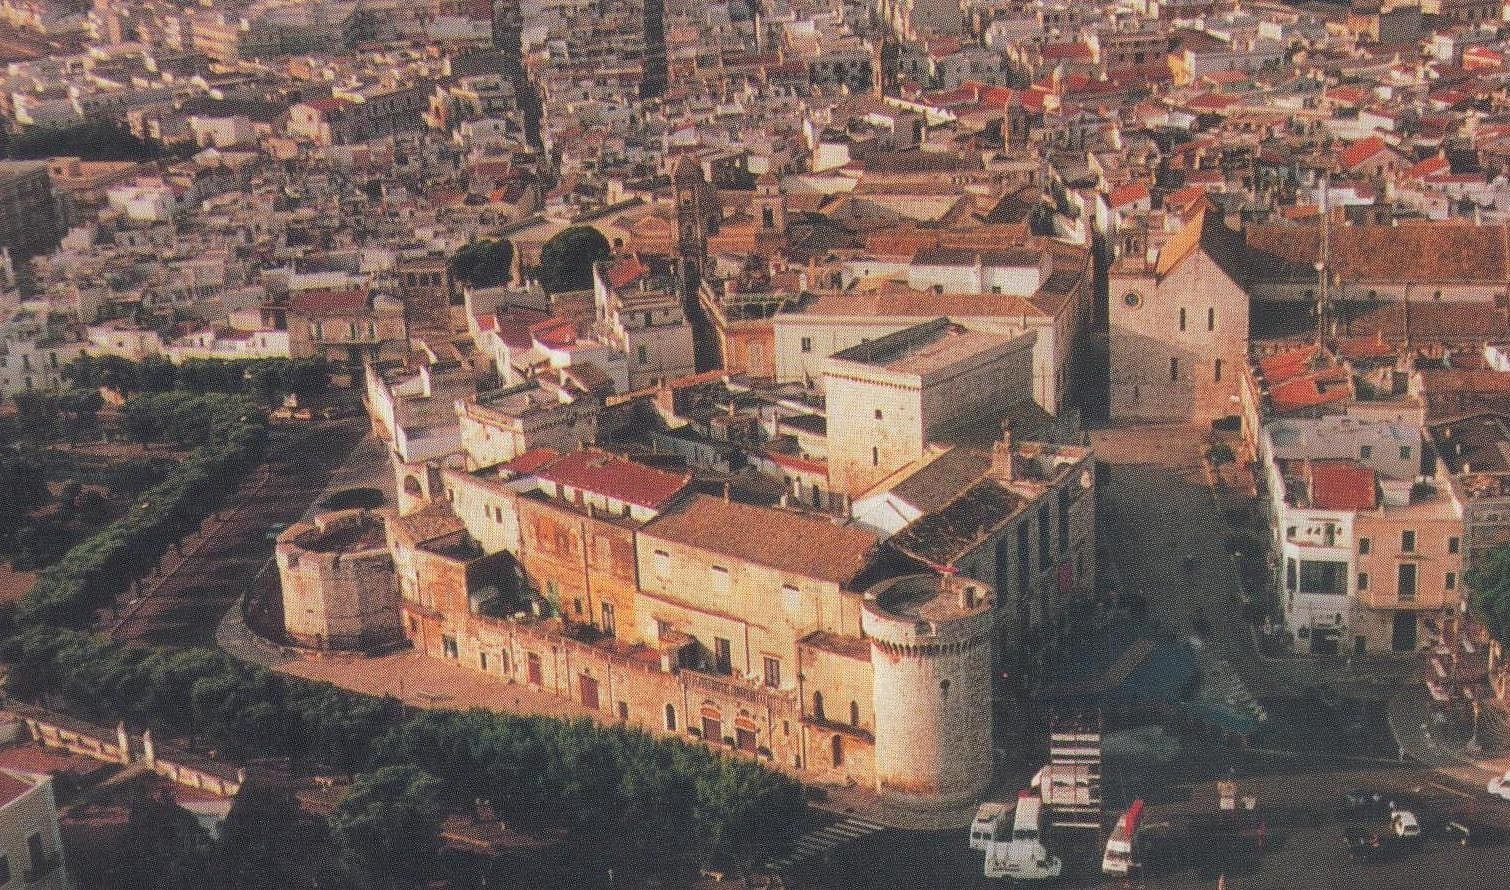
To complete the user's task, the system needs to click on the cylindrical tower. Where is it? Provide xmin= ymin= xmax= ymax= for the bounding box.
xmin=863 ymin=573 xmax=994 ymax=808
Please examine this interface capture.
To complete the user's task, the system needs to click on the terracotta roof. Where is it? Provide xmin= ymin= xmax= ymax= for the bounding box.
xmin=500 ymin=447 xmax=561 ymax=476
xmin=1245 ymin=222 xmax=1509 ymax=284
xmin=289 ymin=289 xmax=366 ymax=314
xmin=642 ymin=494 xmax=877 ymax=586
xmin=536 ymin=449 xmax=690 ymax=509
xmin=1108 ymin=182 xmax=1150 ymax=209
xmin=603 ymin=254 xmax=649 ymax=290
xmin=0 ymin=770 xmax=35 ymax=808
xmin=802 ymin=288 xmax=1047 ymax=320
xmin=1339 ymin=135 xmax=1390 ymax=169
xmin=1308 ymin=460 xmax=1377 ymax=511
xmin=1269 ymin=366 xmax=1352 ymax=413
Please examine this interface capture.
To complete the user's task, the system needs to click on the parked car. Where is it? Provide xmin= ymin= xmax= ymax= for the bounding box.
xmin=1487 ymin=770 xmax=1510 ymax=801
xmin=1444 ymin=818 xmax=1502 ymax=848
xmin=1391 ymin=811 xmax=1421 ymax=840
xmin=1343 ymin=789 xmax=1386 ymax=813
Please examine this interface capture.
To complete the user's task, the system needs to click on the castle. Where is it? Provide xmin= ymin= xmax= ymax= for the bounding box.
xmin=277 ymin=349 xmax=1094 ymax=808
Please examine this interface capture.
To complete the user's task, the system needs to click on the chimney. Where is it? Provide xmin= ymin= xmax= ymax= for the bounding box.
xmin=116 ymin=722 xmax=130 ymax=765
xmin=991 ymin=422 xmax=1015 ymax=480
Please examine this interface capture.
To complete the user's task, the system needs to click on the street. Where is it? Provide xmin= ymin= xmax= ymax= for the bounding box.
xmin=112 ymin=418 xmax=370 ymax=647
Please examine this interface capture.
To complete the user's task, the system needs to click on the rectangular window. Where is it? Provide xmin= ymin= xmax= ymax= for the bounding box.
xmin=1214 ymin=358 xmax=1223 ymax=382
xmin=1170 ymin=357 xmax=1179 ymax=381
xmin=710 ymin=565 xmax=730 ymax=593
xmin=1401 ymin=530 xmax=1416 ymax=553
xmin=637 ymin=344 xmax=648 ymax=365
xmin=0 ymin=853 xmax=9 ymax=884
xmin=1449 ymin=536 xmax=1460 ymax=554
xmin=874 ymin=408 xmax=883 ymax=420
xmin=800 ymin=336 xmax=812 ymax=353
xmin=763 ymin=655 xmax=781 ymax=688
xmin=1398 ymin=563 xmax=1417 ymax=601
xmin=1360 ymin=444 xmax=1372 ymax=459
xmin=1446 ymin=571 xmax=1457 ymax=590
xmin=714 ymin=637 xmax=732 ymax=674
xmin=1359 ymin=537 xmax=1371 ymax=555
xmin=1207 ymin=306 xmax=1215 ymax=331
xmin=442 ymin=635 xmax=458 ymax=658
xmin=1178 ymin=307 xmax=1187 ymax=331
xmin=1298 ymin=560 xmax=1348 ymax=594
xmin=479 ymin=652 xmax=488 ymax=671
xmin=653 ymin=549 xmax=669 ymax=577
xmin=1401 ymin=445 xmax=1413 ymax=462
xmin=601 ymin=601 xmax=616 ymax=636
xmin=1358 ymin=572 xmax=1369 ymax=591
xmin=872 ymin=446 xmax=879 ymax=466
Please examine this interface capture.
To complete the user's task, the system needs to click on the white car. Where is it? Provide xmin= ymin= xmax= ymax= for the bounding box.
xmin=1488 ymin=771 xmax=1510 ymax=801
xmin=1392 ymin=811 xmax=1421 ymax=839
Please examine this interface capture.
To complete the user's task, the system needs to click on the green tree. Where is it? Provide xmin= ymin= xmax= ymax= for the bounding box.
xmin=1469 ymin=544 xmax=1510 ymax=646
xmin=6 ymin=120 xmax=162 ymax=162
xmin=214 ymin=783 xmax=316 ymax=890
xmin=450 ymin=238 xmax=514 ymax=288
xmin=537 ymin=226 xmax=610 ymax=294
xmin=113 ymin=786 xmax=217 ymax=890
xmin=329 ymin=765 xmax=444 ymax=890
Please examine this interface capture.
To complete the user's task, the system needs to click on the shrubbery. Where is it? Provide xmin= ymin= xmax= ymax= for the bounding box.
xmin=13 ymin=394 xmax=266 ymax=627
xmin=2 ymin=625 xmax=806 ymax=877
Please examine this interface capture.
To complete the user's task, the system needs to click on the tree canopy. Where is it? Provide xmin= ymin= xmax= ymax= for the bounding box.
xmin=537 ymin=225 xmax=610 ymax=294
xmin=329 ymin=765 xmax=444 ymax=890
xmin=449 ymin=238 xmax=514 ymax=288
xmin=3 ymin=120 xmax=165 ymax=162
xmin=1468 ymin=544 xmax=1510 ymax=646
xmin=64 ymin=355 xmax=329 ymax=405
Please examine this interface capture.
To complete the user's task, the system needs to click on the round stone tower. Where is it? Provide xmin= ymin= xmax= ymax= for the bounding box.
xmin=862 ymin=572 xmax=994 ymax=808
xmin=276 ymin=509 xmax=400 ymax=651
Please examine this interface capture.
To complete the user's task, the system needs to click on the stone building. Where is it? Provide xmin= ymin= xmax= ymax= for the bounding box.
xmin=862 ymin=574 xmax=994 ymax=806
xmin=1108 ymin=207 xmax=1250 ymax=422
xmin=823 ymin=318 xmax=1036 ymax=496
xmin=276 ymin=510 xmax=403 ymax=651
xmin=283 ymin=436 xmax=1014 ymax=807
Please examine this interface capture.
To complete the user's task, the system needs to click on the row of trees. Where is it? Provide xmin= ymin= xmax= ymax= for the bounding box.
xmin=63 ymin=355 xmax=331 ymax=405
xmin=1 ymin=625 xmax=806 ymax=884
xmin=13 ymin=393 xmax=266 ymax=627
xmin=0 ymin=120 xmax=168 ymax=162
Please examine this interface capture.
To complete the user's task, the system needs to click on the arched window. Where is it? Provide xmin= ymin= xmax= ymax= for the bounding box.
xmin=831 ymin=734 xmax=844 ymax=768
xmin=849 ymin=700 xmax=860 ymax=727
xmin=664 ymin=703 xmax=677 ymax=732
xmin=812 ymin=691 xmax=825 ymax=720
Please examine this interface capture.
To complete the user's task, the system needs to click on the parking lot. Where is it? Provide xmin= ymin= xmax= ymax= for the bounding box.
xmin=781 ymin=752 xmax=1510 ymax=890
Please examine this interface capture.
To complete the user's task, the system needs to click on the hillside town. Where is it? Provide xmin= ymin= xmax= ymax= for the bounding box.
xmin=0 ymin=0 xmax=1509 ymax=887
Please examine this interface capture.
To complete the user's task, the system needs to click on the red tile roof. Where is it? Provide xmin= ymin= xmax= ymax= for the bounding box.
xmin=289 ymin=289 xmax=366 ymax=314
xmin=0 ymin=770 xmax=34 ymax=808
xmin=1339 ymin=135 xmax=1387 ymax=170
xmin=604 ymin=254 xmax=649 ymax=290
xmin=1109 ymin=182 xmax=1150 ymax=209
xmin=1269 ymin=367 xmax=1352 ymax=413
xmin=500 ymin=447 xmax=560 ymax=476
xmin=536 ymin=449 xmax=690 ymax=509
xmin=1308 ymin=460 xmax=1377 ymax=511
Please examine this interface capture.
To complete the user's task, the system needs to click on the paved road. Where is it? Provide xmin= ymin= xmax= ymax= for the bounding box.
xmin=1090 ymin=424 xmax=1257 ymax=678
xmin=113 ymin=418 xmax=369 ymax=647
xmin=788 ymin=753 xmax=1510 ymax=890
